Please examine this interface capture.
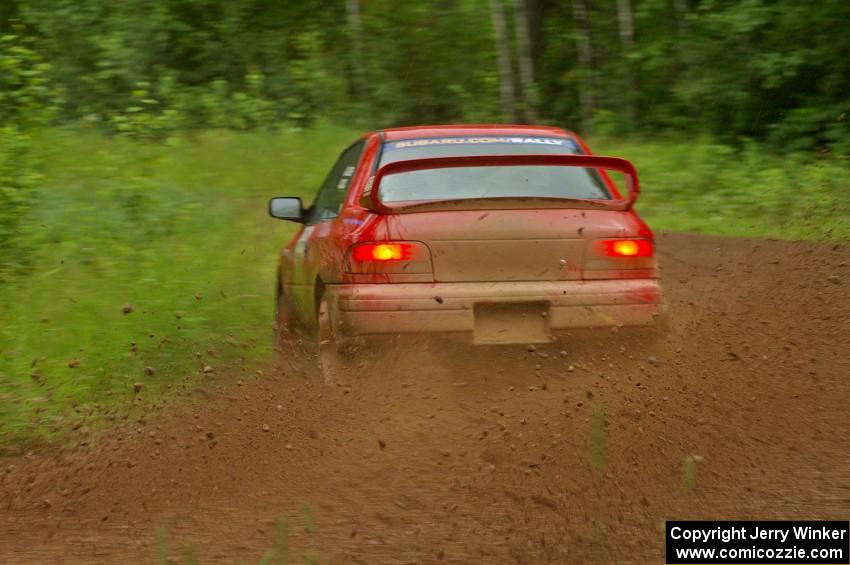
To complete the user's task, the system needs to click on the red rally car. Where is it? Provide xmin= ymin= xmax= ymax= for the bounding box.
xmin=269 ymin=125 xmax=664 ymax=379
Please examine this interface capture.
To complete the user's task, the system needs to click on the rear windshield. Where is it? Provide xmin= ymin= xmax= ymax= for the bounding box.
xmin=378 ymin=136 xmax=611 ymax=203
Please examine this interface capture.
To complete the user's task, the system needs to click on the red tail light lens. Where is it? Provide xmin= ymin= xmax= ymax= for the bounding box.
xmin=351 ymin=243 xmax=413 ymax=262
xmin=599 ymin=239 xmax=653 ymax=258
xmin=584 ymin=238 xmax=656 ymax=279
xmin=346 ymin=241 xmax=433 ymax=279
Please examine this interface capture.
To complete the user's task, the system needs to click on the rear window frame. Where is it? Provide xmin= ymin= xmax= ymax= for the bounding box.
xmin=377 ymin=135 xmax=584 ymax=166
xmin=373 ymin=135 xmax=620 ymax=206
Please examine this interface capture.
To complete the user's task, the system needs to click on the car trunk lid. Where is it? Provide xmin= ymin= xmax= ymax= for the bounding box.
xmin=373 ymin=208 xmax=604 ymax=283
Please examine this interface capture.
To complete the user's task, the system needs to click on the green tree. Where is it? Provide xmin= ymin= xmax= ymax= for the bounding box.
xmin=0 ymin=24 xmax=56 ymax=273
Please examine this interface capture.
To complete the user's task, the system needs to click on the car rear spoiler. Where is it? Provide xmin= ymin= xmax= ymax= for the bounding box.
xmin=359 ymin=154 xmax=640 ymax=214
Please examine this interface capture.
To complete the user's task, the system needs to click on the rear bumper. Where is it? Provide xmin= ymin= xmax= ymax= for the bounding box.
xmin=326 ymin=279 xmax=663 ymax=343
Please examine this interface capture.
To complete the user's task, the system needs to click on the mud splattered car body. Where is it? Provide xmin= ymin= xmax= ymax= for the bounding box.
xmin=269 ymin=125 xmax=663 ymax=357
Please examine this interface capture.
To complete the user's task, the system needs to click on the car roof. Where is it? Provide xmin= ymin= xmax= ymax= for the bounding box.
xmin=377 ymin=124 xmax=576 ymax=141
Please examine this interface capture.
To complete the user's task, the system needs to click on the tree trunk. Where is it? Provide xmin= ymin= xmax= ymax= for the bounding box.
xmin=346 ymin=0 xmax=365 ymax=99
xmin=672 ymin=0 xmax=690 ymax=89
xmin=490 ymin=0 xmax=517 ymax=122
xmin=617 ymin=0 xmax=638 ymax=128
xmin=673 ymin=0 xmax=690 ymax=35
xmin=513 ymin=0 xmax=538 ymax=123
xmin=571 ymin=0 xmax=594 ymax=134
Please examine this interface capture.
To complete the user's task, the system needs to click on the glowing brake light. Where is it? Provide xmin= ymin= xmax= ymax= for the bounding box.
xmin=599 ymin=239 xmax=653 ymax=257
xmin=346 ymin=241 xmax=432 ymax=277
xmin=351 ymin=243 xmax=412 ymax=262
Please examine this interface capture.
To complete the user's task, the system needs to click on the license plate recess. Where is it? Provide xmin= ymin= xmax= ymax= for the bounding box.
xmin=473 ymin=301 xmax=551 ymax=344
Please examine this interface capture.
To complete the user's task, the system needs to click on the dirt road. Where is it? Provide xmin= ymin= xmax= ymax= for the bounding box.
xmin=2 ymin=233 xmax=849 ymax=564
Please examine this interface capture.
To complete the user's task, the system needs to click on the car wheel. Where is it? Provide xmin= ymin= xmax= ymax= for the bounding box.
xmin=316 ymin=296 xmax=345 ymax=385
xmin=275 ymin=284 xmax=295 ymax=342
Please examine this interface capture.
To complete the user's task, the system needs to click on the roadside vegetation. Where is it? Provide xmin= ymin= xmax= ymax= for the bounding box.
xmin=596 ymin=137 xmax=850 ymax=240
xmin=0 ymin=127 xmax=349 ymax=449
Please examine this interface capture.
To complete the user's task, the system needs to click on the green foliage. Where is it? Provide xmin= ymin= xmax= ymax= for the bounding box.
xmin=0 ymin=27 xmax=56 ymax=128
xmin=0 ymin=126 xmax=353 ymax=448
xmin=111 ymin=80 xmax=179 ymax=141
xmin=0 ymin=25 xmax=57 ymax=274
xmin=594 ymin=135 xmax=850 ymax=239
xmin=7 ymin=0 xmax=504 ymax=130
xmin=664 ymin=0 xmax=849 ymax=150
xmin=0 ymin=125 xmax=38 ymax=272
xmin=534 ymin=0 xmax=850 ymax=151
xmin=2 ymin=0 xmax=848 ymax=151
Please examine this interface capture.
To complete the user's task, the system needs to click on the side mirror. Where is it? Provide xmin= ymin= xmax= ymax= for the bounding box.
xmin=268 ymin=197 xmax=306 ymax=222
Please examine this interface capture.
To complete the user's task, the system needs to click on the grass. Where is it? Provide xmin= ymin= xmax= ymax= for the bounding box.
xmin=0 ymin=125 xmax=356 ymax=449
xmin=588 ymin=401 xmax=606 ymax=475
xmin=682 ymin=455 xmax=699 ymax=491
xmin=594 ymin=136 xmax=850 ymax=240
xmin=1 ymin=125 xmax=848 ymax=450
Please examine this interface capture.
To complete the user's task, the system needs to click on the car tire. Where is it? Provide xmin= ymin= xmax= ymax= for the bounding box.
xmin=275 ymin=282 xmax=297 ymax=347
xmin=316 ymin=295 xmax=346 ymax=385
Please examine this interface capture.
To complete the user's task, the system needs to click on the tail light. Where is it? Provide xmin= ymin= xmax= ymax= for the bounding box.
xmin=351 ymin=243 xmax=414 ymax=262
xmin=346 ymin=241 xmax=432 ymax=277
xmin=585 ymin=238 xmax=656 ymax=279
xmin=598 ymin=239 xmax=653 ymax=258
